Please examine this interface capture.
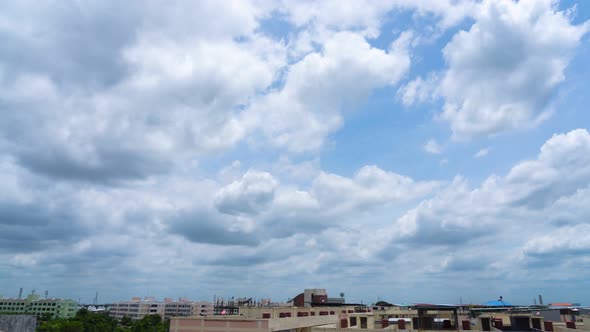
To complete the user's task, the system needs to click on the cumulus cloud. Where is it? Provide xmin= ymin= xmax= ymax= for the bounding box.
xmin=385 ymin=129 xmax=590 ymax=278
xmin=397 ymin=74 xmax=440 ymax=107
xmin=215 ymin=171 xmax=279 ymax=216
xmin=523 ymin=224 xmax=590 ymax=258
xmin=0 ymin=1 xmax=285 ymax=183
xmin=2 ymin=0 xmax=589 ymax=303
xmin=474 ymin=148 xmax=489 ymax=158
xmin=310 ymin=165 xmax=441 ymax=214
xmin=281 ymin=0 xmax=397 ymax=38
xmin=244 ymin=31 xmax=411 ymax=152
xmin=439 ymin=0 xmax=589 ymax=139
xmin=0 ymin=159 xmax=88 ymax=253
xmin=169 ymin=209 xmax=260 ymax=246
xmin=423 ymin=139 xmax=443 ymax=154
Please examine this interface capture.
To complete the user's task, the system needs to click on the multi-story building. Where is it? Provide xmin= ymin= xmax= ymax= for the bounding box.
xmin=164 ymin=298 xmax=214 ymax=318
xmin=0 ymin=294 xmax=78 ymax=319
xmin=109 ymin=297 xmax=214 ymax=320
xmin=109 ymin=297 xmax=163 ymax=320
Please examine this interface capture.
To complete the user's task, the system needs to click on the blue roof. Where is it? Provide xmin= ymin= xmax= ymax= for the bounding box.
xmin=483 ymin=300 xmax=513 ymax=306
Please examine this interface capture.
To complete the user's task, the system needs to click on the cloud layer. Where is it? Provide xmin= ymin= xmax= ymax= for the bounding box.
xmin=1 ymin=0 xmax=589 ymax=304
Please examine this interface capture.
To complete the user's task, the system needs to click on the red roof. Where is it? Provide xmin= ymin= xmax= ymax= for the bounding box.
xmin=550 ymin=302 xmax=574 ymax=307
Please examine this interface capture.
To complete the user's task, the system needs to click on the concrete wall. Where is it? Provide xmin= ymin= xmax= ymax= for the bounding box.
xmin=170 ymin=317 xmax=270 ymax=332
xmin=170 ymin=315 xmax=339 ymax=332
xmin=268 ymin=315 xmax=338 ymax=331
xmin=0 ymin=315 xmax=37 ymax=332
xmin=239 ymin=306 xmax=348 ymax=319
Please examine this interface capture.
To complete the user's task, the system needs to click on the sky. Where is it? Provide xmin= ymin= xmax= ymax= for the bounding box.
xmin=1 ymin=0 xmax=590 ymax=306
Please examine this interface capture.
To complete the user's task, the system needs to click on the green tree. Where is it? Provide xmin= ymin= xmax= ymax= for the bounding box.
xmin=120 ymin=315 xmax=133 ymax=327
xmin=131 ymin=315 xmax=168 ymax=332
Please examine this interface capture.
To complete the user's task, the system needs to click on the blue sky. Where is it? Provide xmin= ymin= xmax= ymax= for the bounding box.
xmin=1 ymin=0 xmax=590 ymax=305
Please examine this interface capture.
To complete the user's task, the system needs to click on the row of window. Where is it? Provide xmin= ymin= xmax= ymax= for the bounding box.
xmin=115 ymin=304 xmax=141 ymax=307
xmin=112 ymin=308 xmax=140 ymax=312
xmin=0 ymin=302 xmax=59 ymax=306
xmin=0 ymin=307 xmax=57 ymax=312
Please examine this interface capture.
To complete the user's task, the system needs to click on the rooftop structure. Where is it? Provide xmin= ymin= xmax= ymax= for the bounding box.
xmin=169 ymin=306 xmax=374 ymax=332
xmin=289 ymin=289 xmax=349 ymax=308
xmin=481 ymin=300 xmax=513 ymax=307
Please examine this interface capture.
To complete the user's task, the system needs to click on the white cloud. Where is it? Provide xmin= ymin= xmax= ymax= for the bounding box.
xmin=215 ymin=171 xmax=279 ymax=216
xmin=423 ymin=139 xmax=443 ymax=154
xmin=281 ymin=0 xmax=477 ymax=42
xmin=439 ymin=0 xmax=589 ymax=139
xmin=474 ymin=148 xmax=489 ymax=158
xmin=523 ymin=224 xmax=590 ymax=257
xmin=244 ymin=31 xmax=411 ymax=152
xmin=385 ymin=129 xmax=590 ymax=278
xmin=310 ymin=165 xmax=441 ymax=214
xmin=397 ymin=74 xmax=440 ymax=107
xmin=2 ymin=0 xmax=590 ymax=303
xmin=0 ymin=2 xmax=288 ymax=182
xmin=281 ymin=0 xmax=396 ymax=38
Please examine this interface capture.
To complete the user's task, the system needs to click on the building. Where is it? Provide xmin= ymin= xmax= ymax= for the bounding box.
xmin=164 ymin=298 xmax=214 ymax=317
xmin=0 ymin=294 xmax=78 ymax=319
xmin=109 ymin=297 xmax=164 ymax=320
xmin=472 ymin=311 xmax=545 ymax=331
xmin=170 ymin=288 xmax=374 ymax=332
xmin=169 ymin=309 xmax=375 ymax=332
xmin=109 ymin=297 xmax=214 ymax=320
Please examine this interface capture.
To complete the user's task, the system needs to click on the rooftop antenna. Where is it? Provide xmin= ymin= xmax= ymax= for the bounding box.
xmin=45 ymin=290 xmax=48 ymax=299
xmin=539 ymin=295 xmax=543 ymax=305
xmin=18 ymin=288 xmax=23 ymax=299
xmin=94 ymin=292 xmax=98 ymax=305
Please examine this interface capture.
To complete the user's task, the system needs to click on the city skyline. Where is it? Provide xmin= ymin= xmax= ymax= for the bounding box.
xmin=1 ymin=1 xmax=590 ymax=305
xmin=1 ymin=287 xmax=580 ymax=308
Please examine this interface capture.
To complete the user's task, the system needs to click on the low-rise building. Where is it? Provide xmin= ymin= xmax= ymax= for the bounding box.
xmin=164 ymin=298 xmax=214 ymax=317
xmin=170 ymin=288 xmax=375 ymax=332
xmin=109 ymin=297 xmax=163 ymax=320
xmin=109 ymin=297 xmax=214 ymax=320
xmin=0 ymin=295 xmax=77 ymax=319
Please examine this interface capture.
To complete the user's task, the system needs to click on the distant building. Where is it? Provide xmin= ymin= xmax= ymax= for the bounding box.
xmin=109 ymin=297 xmax=214 ymax=320
xmin=0 ymin=294 xmax=77 ymax=319
xmin=109 ymin=297 xmax=163 ymax=320
xmin=164 ymin=298 xmax=214 ymax=317
xmin=288 ymin=289 xmax=348 ymax=308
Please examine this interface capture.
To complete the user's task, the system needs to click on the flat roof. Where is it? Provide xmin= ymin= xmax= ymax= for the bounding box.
xmin=412 ymin=304 xmax=459 ymax=310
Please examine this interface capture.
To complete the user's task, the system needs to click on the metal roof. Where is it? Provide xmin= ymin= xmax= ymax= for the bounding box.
xmin=482 ymin=300 xmax=513 ymax=307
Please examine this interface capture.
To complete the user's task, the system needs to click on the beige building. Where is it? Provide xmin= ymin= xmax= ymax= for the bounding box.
xmin=169 ymin=309 xmax=375 ymax=332
xmin=109 ymin=297 xmax=163 ymax=320
xmin=164 ymin=298 xmax=214 ymax=317
xmin=170 ymin=302 xmax=378 ymax=332
xmin=109 ymin=297 xmax=214 ymax=320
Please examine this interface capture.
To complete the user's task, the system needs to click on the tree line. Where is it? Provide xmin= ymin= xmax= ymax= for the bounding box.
xmin=36 ymin=308 xmax=169 ymax=332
